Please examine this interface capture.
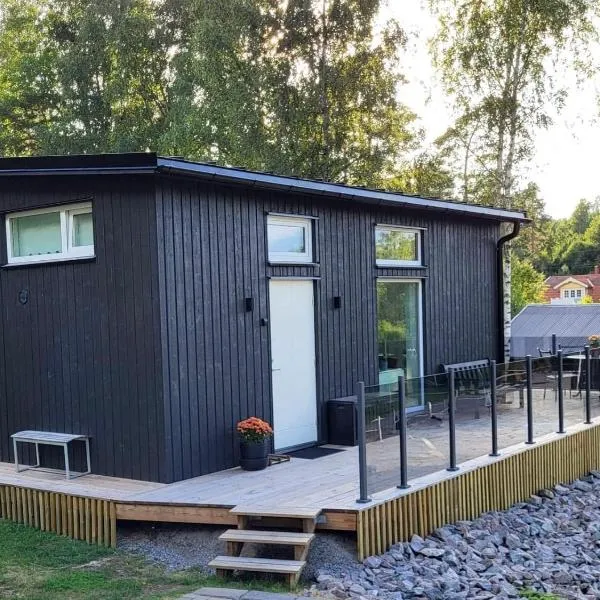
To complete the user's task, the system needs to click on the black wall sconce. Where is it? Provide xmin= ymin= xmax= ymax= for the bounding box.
xmin=333 ymin=295 xmax=342 ymax=309
xmin=245 ymin=297 xmax=254 ymax=312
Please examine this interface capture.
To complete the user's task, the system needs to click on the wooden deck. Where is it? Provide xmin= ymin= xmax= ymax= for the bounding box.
xmin=4 ymin=417 xmax=600 ymax=559
xmin=0 ymin=446 xmax=363 ymax=533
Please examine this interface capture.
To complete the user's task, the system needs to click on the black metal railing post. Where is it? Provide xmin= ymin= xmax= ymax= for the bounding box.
xmin=447 ymin=368 xmax=459 ymax=471
xmin=490 ymin=360 xmax=499 ymax=457
xmin=557 ymin=349 xmax=565 ymax=434
xmin=585 ymin=345 xmax=592 ymax=424
xmin=552 ymin=333 xmax=557 ymax=356
xmin=356 ymin=381 xmax=372 ymax=503
xmin=397 ymin=375 xmax=410 ymax=489
xmin=525 ymin=355 xmax=535 ymax=444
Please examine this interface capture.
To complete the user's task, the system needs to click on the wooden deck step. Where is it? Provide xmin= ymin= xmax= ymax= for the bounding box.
xmin=209 ymin=556 xmax=305 ymax=587
xmin=229 ymin=506 xmax=321 ymax=520
xmin=230 ymin=506 xmax=321 ymax=533
xmin=219 ymin=529 xmax=314 ymax=546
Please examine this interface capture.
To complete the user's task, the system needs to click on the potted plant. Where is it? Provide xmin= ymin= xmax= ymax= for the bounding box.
xmin=237 ymin=417 xmax=273 ymax=471
xmin=589 ymin=335 xmax=600 ymax=357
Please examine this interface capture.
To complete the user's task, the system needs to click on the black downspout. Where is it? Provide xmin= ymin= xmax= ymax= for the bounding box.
xmin=496 ymin=222 xmax=521 ymax=362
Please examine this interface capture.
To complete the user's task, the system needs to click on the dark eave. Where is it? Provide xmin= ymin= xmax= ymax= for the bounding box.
xmin=0 ymin=152 xmax=528 ymax=223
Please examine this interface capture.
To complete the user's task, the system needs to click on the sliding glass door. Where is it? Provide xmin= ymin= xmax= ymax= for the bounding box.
xmin=376 ymin=280 xmax=423 ymax=402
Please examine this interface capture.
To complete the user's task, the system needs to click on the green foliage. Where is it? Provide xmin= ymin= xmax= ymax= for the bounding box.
xmin=431 ymin=0 xmax=598 ymax=209
xmin=511 ymin=255 xmax=546 ymax=315
xmin=0 ymin=519 xmax=284 ymax=599
xmin=386 ymin=152 xmax=455 ymax=199
xmin=0 ymin=0 xmax=416 ymax=188
xmin=520 ymin=590 xmax=560 ymax=600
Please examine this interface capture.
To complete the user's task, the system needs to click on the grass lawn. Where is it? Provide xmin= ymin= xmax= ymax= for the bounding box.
xmin=0 ymin=520 xmax=286 ymax=600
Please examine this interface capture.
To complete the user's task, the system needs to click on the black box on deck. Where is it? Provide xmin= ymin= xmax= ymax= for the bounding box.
xmin=327 ymin=396 xmax=358 ymax=446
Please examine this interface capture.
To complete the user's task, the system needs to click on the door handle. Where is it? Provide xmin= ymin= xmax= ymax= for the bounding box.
xmin=272 ymin=368 xmax=281 ymax=372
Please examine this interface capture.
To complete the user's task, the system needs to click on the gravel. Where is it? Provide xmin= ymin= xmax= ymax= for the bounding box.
xmin=117 ymin=522 xmax=359 ymax=581
xmin=120 ymin=473 xmax=600 ymax=599
xmin=315 ymin=472 xmax=600 ymax=599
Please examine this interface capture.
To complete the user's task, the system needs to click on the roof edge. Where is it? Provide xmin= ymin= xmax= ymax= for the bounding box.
xmin=157 ymin=158 xmax=528 ymax=223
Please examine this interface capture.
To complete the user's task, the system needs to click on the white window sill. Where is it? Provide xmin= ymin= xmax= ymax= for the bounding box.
xmin=2 ymin=255 xmax=96 ymax=268
xmin=376 ymin=262 xmax=426 ymax=269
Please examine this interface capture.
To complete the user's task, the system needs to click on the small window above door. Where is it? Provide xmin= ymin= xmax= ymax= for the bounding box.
xmin=375 ymin=226 xmax=421 ymax=267
xmin=267 ymin=215 xmax=313 ymax=264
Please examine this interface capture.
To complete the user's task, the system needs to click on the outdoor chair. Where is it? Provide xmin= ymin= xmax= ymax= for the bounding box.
xmin=534 ymin=346 xmax=580 ymax=400
xmin=428 ymin=360 xmax=491 ymax=420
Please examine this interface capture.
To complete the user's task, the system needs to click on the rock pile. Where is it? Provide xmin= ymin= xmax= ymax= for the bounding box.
xmin=315 ymin=472 xmax=600 ymax=600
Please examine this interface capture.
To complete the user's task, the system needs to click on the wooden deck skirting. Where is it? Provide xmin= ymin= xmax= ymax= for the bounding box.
xmin=0 ymin=484 xmax=117 ymax=547
xmin=357 ymin=425 xmax=600 ymax=560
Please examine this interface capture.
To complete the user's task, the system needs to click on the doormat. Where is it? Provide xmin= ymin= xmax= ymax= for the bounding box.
xmin=288 ymin=446 xmax=346 ymax=460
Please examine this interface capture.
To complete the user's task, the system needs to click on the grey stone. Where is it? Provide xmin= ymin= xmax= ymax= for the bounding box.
xmin=417 ymin=547 xmax=446 ymax=558
xmin=192 ymin=590 xmax=248 ymax=600
xmin=574 ymin=480 xmax=593 ymax=492
xmin=409 ymin=534 xmax=426 ymax=553
xmin=349 ymin=584 xmax=366 ymax=595
xmin=504 ymin=533 xmax=520 ymax=549
xmin=529 ymin=494 xmax=543 ymax=505
xmin=363 ymin=557 xmax=382 ymax=569
xmin=243 ymin=594 xmax=298 ymax=600
xmin=556 ymin=545 xmax=578 ymax=558
xmin=539 ymin=488 xmax=556 ymax=499
xmin=553 ymin=570 xmax=574 ymax=585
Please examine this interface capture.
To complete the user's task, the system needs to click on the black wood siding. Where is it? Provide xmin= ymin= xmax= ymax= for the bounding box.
xmin=0 ymin=176 xmax=166 ymax=482
xmin=156 ymin=176 xmax=500 ymax=481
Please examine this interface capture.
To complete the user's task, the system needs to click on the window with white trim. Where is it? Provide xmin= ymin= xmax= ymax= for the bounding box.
xmin=375 ymin=226 xmax=421 ymax=266
xmin=267 ymin=215 xmax=313 ymax=263
xmin=576 ymin=289 xmax=583 ymax=298
xmin=563 ymin=290 xmax=569 ymax=298
xmin=6 ymin=202 xmax=94 ymax=265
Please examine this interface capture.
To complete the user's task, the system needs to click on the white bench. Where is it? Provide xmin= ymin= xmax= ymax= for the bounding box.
xmin=11 ymin=431 xmax=91 ymax=480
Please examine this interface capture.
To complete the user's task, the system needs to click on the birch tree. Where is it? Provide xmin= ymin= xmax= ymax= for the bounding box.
xmin=430 ymin=0 xmax=598 ymax=360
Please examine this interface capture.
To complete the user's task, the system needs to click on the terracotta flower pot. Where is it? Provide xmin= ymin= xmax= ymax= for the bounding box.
xmin=239 ymin=438 xmax=270 ymax=471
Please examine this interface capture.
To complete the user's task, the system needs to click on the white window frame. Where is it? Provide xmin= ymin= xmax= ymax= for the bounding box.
xmin=563 ymin=290 xmax=569 ymax=298
xmin=267 ymin=215 xmax=313 ymax=264
xmin=6 ymin=202 xmax=94 ymax=265
xmin=576 ymin=289 xmax=583 ymax=298
xmin=375 ymin=225 xmax=422 ymax=267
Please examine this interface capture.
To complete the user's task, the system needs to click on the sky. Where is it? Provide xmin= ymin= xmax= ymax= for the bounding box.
xmin=386 ymin=1 xmax=600 ymax=219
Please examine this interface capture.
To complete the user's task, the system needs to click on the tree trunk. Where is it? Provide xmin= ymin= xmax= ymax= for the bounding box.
xmin=500 ymin=3 xmax=527 ymax=362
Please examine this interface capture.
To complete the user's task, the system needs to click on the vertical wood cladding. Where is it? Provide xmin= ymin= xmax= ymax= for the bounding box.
xmin=156 ymin=177 xmax=500 ymax=481
xmin=0 ymin=171 xmax=501 ymax=484
xmin=0 ymin=177 xmax=165 ymax=483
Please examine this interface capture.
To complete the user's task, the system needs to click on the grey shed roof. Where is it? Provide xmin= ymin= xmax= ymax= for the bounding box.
xmin=511 ymin=304 xmax=600 ymax=357
xmin=0 ymin=152 xmax=528 ymax=223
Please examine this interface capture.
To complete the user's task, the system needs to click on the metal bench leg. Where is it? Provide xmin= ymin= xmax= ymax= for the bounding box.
xmin=85 ymin=438 xmax=91 ymax=475
xmin=63 ymin=443 xmax=71 ymax=480
xmin=13 ymin=438 xmax=21 ymax=473
xmin=35 ymin=443 xmax=41 ymax=468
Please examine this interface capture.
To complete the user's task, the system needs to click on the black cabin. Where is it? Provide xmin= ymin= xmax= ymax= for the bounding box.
xmin=0 ymin=153 xmax=526 ymax=483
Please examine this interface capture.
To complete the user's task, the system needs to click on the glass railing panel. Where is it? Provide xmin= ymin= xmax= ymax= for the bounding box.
xmin=364 ymin=382 xmax=401 ymax=495
xmin=404 ymin=373 xmax=450 ymax=480
xmin=495 ymin=359 xmax=528 ymax=451
xmin=453 ymin=365 xmax=494 ymax=464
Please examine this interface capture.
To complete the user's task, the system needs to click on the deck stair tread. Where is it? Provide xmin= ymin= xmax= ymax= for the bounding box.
xmin=209 ymin=556 xmax=305 ymax=574
xmin=219 ymin=529 xmax=314 ymax=545
xmin=230 ymin=506 xmax=321 ymax=519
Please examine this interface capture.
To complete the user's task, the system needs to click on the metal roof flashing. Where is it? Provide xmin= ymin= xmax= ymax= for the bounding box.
xmin=156 ymin=157 xmax=528 ymax=223
xmin=0 ymin=153 xmax=527 ymax=223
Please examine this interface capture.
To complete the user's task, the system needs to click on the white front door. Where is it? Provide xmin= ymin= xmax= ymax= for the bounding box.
xmin=269 ymin=280 xmax=318 ymax=450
